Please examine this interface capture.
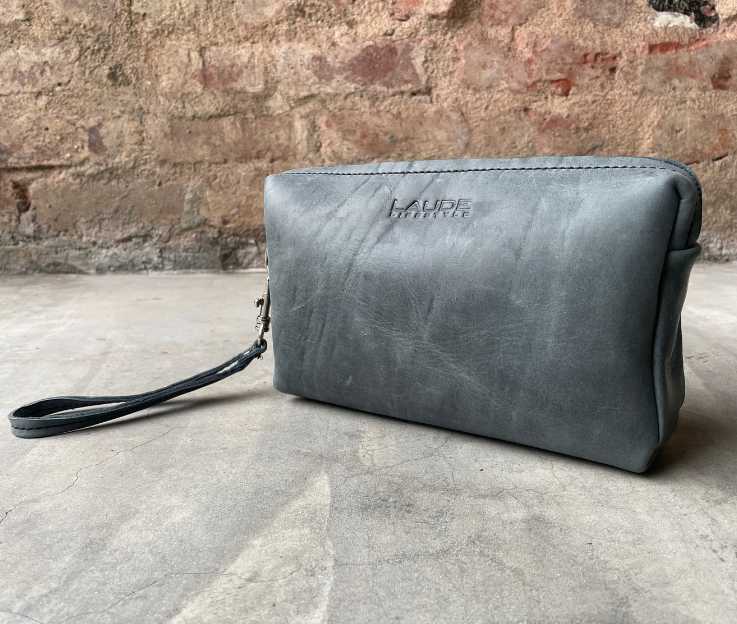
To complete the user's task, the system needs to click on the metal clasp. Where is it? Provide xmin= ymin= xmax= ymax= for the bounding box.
xmin=255 ymin=253 xmax=271 ymax=346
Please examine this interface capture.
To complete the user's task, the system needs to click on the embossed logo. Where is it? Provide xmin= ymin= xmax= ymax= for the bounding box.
xmin=389 ymin=198 xmax=473 ymax=219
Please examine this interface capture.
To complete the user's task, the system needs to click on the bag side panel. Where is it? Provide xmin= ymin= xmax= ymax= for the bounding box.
xmin=652 ymin=245 xmax=700 ymax=449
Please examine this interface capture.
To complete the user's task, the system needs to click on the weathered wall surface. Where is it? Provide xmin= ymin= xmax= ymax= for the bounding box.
xmin=0 ymin=0 xmax=736 ymax=272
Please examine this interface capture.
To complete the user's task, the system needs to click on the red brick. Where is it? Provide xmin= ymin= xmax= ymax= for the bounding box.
xmin=84 ymin=117 xmax=144 ymax=161
xmin=318 ymin=107 xmax=469 ymax=161
xmin=648 ymin=41 xmax=685 ymax=55
xmin=48 ymin=0 xmax=115 ymax=24
xmin=0 ymin=176 xmax=22 ymax=235
xmin=461 ymin=35 xmax=620 ymax=96
xmin=527 ymin=111 xmax=605 ymax=155
xmin=518 ymin=35 xmax=577 ymax=83
xmin=723 ymin=3 xmax=737 ymax=22
xmin=150 ymin=115 xmax=293 ymax=164
xmin=134 ymin=0 xmax=287 ymax=25
xmin=1 ymin=0 xmax=28 ymax=23
xmin=232 ymin=0 xmax=288 ymax=23
xmin=341 ymin=42 xmax=421 ymax=87
xmin=154 ymin=43 xmax=265 ymax=95
xmin=516 ymin=34 xmax=620 ymax=95
xmin=276 ymin=41 xmax=425 ymax=99
xmin=200 ymin=45 xmax=266 ymax=92
xmin=573 ymin=0 xmax=627 ymax=26
xmin=690 ymin=159 xmax=737 ymax=259
xmin=0 ymin=102 xmax=87 ymax=167
xmin=390 ymin=0 xmax=457 ymax=20
xmin=201 ymin=165 xmax=269 ymax=233
xmin=649 ymin=108 xmax=735 ymax=164
xmin=481 ymin=0 xmax=544 ymax=26
xmin=132 ymin=0 xmax=198 ymax=23
xmin=29 ymin=173 xmax=186 ymax=238
xmin=640 ymin=39 xmax=737 ymax=93
xmin=465 ymin=109 xmax=536 ymax=157
xmin=392 ymin=0 xmax=420 ymax=20
xmin=0 ymin=44 xmax=78 ymax=95
xmin=458 ymin=39 xmax=528 ymax=92
xmin=155 ymin=43 xmax=202 ymax=94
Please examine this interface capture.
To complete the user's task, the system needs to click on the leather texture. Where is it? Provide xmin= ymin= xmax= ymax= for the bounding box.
xmin=264 ymin=156 xmax=702 ymax=473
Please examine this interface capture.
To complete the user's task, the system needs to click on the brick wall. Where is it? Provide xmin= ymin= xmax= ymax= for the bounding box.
xmin=1 ymin=0 xmax=736 ymax=272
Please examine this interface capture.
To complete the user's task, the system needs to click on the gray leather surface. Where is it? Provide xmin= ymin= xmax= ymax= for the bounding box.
xmin=264 ymin=157 xmax=701 ymax=472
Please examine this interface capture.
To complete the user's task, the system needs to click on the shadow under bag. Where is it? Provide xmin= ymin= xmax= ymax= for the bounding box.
xmin=9 ymin=156 xmax=701 ymax=473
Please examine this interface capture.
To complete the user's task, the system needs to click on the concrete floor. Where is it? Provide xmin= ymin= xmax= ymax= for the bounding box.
xmin=0 ymin=266 xmax=736 ymax=624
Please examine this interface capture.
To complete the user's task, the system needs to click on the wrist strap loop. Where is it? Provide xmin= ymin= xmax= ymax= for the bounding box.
xmin=8 ymin=340 xmax=267 ymax=439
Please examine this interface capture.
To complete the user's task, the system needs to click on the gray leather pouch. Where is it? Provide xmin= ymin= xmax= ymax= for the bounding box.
xmin=264 ymin=156 xmax=702 ymax=473
xmin=7 ymin=156 xmax=701 ymax=474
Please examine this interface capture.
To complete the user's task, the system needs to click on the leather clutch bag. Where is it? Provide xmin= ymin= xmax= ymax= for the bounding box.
xmin=263 ymin=156 xmax=701 ymax=472
xmin=9 ymin=156 xmax=701 ymax=473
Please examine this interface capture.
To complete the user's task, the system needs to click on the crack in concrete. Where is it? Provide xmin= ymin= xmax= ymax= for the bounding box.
xmin=333 ymin=537 xmax=475 ymax=569
xmin=0 ymin=609 xmax=45 ymax=624
xmin=0 ymin=427 xmax=180 ymax=527
xmin=54 ymin=577 xmax=163 ymax=624
xmin=54 ymin=569 xmax=304 ymax=623
xmin=548 ymin=458 xmax=570 ymax=492
xmin=119 ymin=425 xmax=181 ymax=453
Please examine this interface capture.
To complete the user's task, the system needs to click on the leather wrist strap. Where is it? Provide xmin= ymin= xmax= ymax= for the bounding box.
xmin=9 ymin=271 xmax=272 ymax=439
xmin=8 ymin=341 xmax=268 ymax=439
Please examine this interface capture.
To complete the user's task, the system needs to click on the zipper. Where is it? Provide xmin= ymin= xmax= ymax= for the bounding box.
xmin=285 ymin=158 xmax=704 ymax=205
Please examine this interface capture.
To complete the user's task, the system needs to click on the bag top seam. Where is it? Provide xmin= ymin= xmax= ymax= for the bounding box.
xmin=283 ymin=165 xmax=678 ymax=176
xmin=280 ymin=165 xmax=702 ymax=211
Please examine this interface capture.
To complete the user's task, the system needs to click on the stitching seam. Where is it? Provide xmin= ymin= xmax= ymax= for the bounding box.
xmin=10 ymin=423 xmax=91 ymax=431
xmin=283 ymin=165 xmax=679 ymax=176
